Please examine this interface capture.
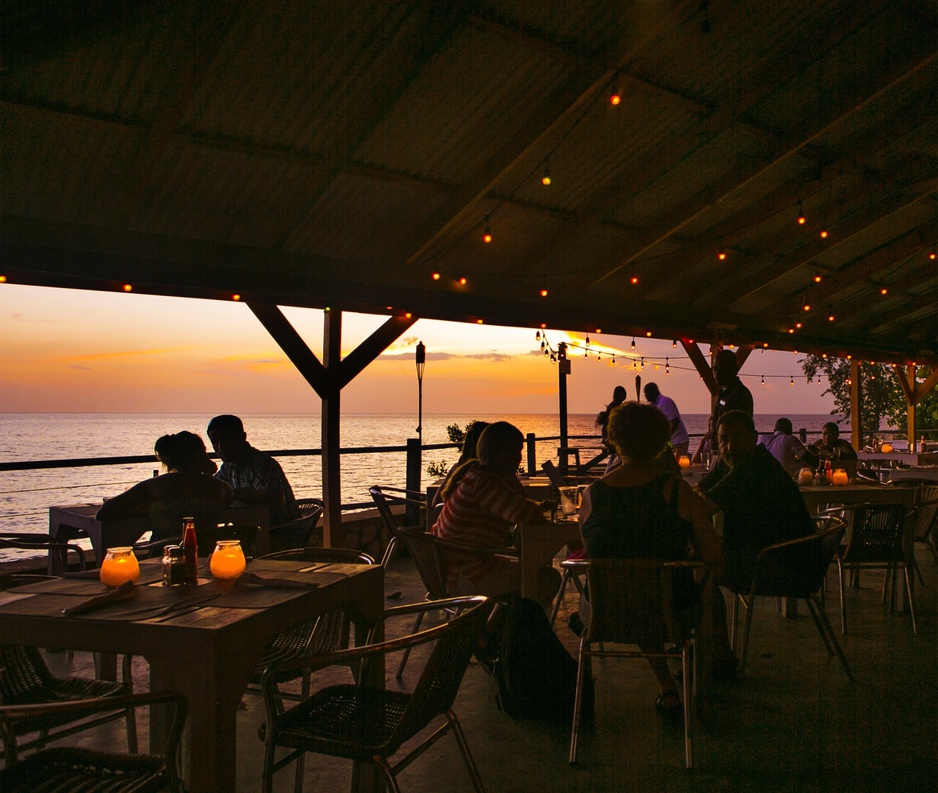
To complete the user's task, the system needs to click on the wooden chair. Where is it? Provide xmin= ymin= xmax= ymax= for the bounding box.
xmin=727 ymin=520 xmax=854 ymax=680
xmin=395 ymin=527 xmax=516 ymax=679
xmin=832 ymin=503 xmax=917 ymax=635
xmin=569 ymin=559 xmax=709 ymax=769
xmin=259 ymin=597 xmax=491 ymax=793
xmin=0 ymin=575 xmax=138 ymax=758
xmin=0 ymin=691 xmax=186 ymax=792
xmin=248 ymin=546 xmax=376 ymax=793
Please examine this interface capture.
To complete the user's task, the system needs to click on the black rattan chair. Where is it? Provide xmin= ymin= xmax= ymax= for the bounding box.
xmin=0 ymin=691 xmax=186 ymax=792
xmin=394 ymin=527 xmax=516 ymax=679
xmin=0 ymin=533 xmax=86 ymax=574
xmin=369 ymin=485 xmax=425 ymax=568
xmin=728 ymin=519 xmax=854 ymax=679
xmin=260 ymin=596 xmax=491 ymax=793
xmin=831 ymin=502 xmax=917 ymax=635
xmin=569 ymin=559 xmax=708 ymax=769
xmin=0 ymin=574 xmax=139 ymax=759
xmin=249 ymin=546 xmax=376 ymax=793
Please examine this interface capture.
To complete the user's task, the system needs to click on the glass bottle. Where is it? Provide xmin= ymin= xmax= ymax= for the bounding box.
xmin=181 ymin=517 xmax=198 ymax=584
xmin=162 ymin=545 xmax=187 ymax=586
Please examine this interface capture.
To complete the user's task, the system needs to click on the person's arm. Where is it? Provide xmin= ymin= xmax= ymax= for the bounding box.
xmin=96 ymin=479 xmax=154 ymax=520
xmin=676 ymin=479 xmax=723 ymax=569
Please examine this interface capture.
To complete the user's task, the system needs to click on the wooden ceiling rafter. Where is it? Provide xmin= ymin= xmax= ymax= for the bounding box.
xmin=589 ymin=46 xmax=938 ymax=289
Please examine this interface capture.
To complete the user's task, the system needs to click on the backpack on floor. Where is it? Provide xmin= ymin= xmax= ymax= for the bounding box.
xmin=493 ymin=596 xmax=588 ymax=721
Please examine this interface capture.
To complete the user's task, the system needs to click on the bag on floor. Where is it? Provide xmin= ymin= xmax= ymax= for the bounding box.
xmin=493 ymin=596 xmax=587 ymax=721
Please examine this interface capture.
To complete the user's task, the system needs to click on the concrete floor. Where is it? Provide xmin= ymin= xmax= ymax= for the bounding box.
xmin=43 ymin=547 xmax=938 ymax=792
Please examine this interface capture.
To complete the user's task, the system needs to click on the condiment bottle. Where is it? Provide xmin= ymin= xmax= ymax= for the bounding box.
xmin=920 ymin=436 xmax=926 ymax=453
xmin=181 ymin=516 xmax=198 ymax=584
xmin=162 ymin=545 xmax=187 ymax=586
xmin=825 ymin=459 xmax=832 ymax=485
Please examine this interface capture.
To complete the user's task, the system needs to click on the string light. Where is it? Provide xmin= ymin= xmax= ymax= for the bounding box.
xmin=431 ymin=272 xmax=441 ymax=280
xmin=585 ymin=335 xmax=591 ymax=347
xmin=535 ymin=330 xmax=540 ymax=341
xmin=880 ymin=287 xmax=888 ymax=295
xmin=539 ymin=288 xmax=548 ymax=297
xmin=930 ymin=244 xmax=937 ymax=261
xmin=761 ymin=375 xmax=765 ymax=385
xmin=795 ymin=321 xmax=803 ymax=329
xmin=672 ymin=340 xmax=677 ymax=348
xmin=813 ymin=270 xmax=822 ymax=283
xmin=458 ymin=276 xmax=467 ymax=285
xmin=541 ymin=162 xmax=552 ymax=186
xmin=665 ymin=358 xmax=670 ymax=375
xmin=796 ymin=202 xmax=806 ymax=225
xmin=231 ymin=293 xmax=241 ymax=301
xmin=645 ymin=331 xmax=652 ymax=337
xmin=819 ymin=228 xmax=829 ymax=239
xmin=482 ymin=217 xmax=492 ymax=244
xmin=0 ymin=274 xmax=6 ymax=283
xmin=122 ymin=283 xmax=133 ymax=292
xmin=630 ymin=271 xmax=639 ymax=285
xmin=717 ymin=239 xmax=727 ymax=261
xmin=476 ymin=318 xmax=484 ymax=324
xmin=630 ymin=337 xmax=636 ymax=350
xmin=790 ymin=375 xmax=794 ymax=386
xmin=828 ymin=308 xmax=835 ymax=322
xmin=803 ymin=299 xmax=811 ymax=312
xmin=609 ymin=80 xmax=621 ymax=106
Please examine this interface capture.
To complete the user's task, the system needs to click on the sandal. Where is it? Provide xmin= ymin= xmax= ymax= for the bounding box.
xmin=654 ymin=691 xmax=683 ymax=722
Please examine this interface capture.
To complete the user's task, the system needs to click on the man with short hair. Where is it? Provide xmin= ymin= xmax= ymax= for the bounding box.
xmin=698 ymin=411 xmax=817 ymax=592
xmin=710 ymin=349 xmax=754 ymax=432
xmin=759 ymin=417 xmax=817 ymax=476
xmin=207 ymin=415 xmax=299 ymax=525
xmin=643 ymin=382 xmax=690 ymax=456
xmin=808 ymin=421 xmax=858 ymax=478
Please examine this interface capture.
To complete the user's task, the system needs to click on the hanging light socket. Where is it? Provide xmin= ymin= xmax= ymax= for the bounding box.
xmin=482 ymin=216 xmax=492 ymax=244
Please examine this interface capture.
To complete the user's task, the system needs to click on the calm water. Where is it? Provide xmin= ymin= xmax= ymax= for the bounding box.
xmin=0 ymin=412 xmax=835 ymax=561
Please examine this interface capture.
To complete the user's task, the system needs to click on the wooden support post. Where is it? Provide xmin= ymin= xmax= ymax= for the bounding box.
xmin=850 ymin=359 xmax=862 ymax=451
xmin=321 ymin=309 xmax=342 ymax=548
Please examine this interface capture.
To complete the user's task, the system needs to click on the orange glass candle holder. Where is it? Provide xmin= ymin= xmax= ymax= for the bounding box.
xmin=99 ymin=547 xmax=140 ymax=587
xmin=831 ymin=469 xmax=849 ymax=486
xmin=209 ymin=540 xmax=246 ymax=580
xmin=678 ymin=455 xmax=691 ymax=469
xmin=880 ymin=443 xmax=893 ymax=453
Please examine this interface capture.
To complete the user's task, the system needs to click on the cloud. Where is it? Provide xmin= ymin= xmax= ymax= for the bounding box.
xmin=377 ymin=350 xmax=518 ymax=362
xmin=7 ymin=312 xmax=63 ymax=323
xmin=56 ymin=347 xmax=186 ymax=363
xmin=68 ymin=363 xmax=92 ymax=371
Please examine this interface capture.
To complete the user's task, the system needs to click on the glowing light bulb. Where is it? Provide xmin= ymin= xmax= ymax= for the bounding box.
xmin=630 ymin=338 xmax=636 ymax=350
xmin=819 ymin=229 xmax=829 ymax=239
xmin=431 ymin=272 xmax=441 ymax=280
xmin=797 ymin=203 xmax=806 ymax=225
xmin=541 ymin=163 xmax=551 ymax=186
xmin=458 ymin=276 xmax=467 ymax=285
xmin=880 ymin=287 xmax=888 ymax=295
xmin=813 ymin=271 xmax=822 ymax=283
xmin=482 ymin=216 xmax=492 ymax=244
xmin=630 ymin=274 xmax=639 ymax=285
xmin=122 ymin=283 xmax=133 ymax=292
xmin=231 ymin=293 xmax=241 ymax=301
xmin=718 ymin=248 xmax=727 ymax=261
xmin=539 ymin=288 xmax=548 ymax=297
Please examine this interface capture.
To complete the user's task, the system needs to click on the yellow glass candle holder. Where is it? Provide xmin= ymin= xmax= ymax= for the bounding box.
xmin=798 ymin=467 xmax=815 ymax=485
xmin=99 ymin=547 xmax=140 ymax=587
xmin=209 ymin=540 xmax=246 ymax=580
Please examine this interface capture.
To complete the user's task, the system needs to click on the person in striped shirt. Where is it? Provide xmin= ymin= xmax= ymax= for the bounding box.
xmin=432 ymin=421 xmax=560 ymax=607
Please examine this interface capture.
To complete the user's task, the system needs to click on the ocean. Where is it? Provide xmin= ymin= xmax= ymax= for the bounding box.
xmin=0 ymin=412 xmax=837 ymax=561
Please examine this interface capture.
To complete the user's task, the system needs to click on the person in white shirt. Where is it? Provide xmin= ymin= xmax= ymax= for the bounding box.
xmin=758 ymin=417 xmax=817 ymax=476
xmin=643 ymin=382 xmax=690 ymax=456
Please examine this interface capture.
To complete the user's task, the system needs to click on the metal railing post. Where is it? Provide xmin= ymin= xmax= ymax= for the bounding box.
xmin=405 ymin=438 xmax=422 ymax=527
xmin=526 ymin=433 xmax=537 ymax=476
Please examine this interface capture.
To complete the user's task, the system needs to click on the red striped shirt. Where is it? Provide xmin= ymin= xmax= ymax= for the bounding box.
xmin=432 ymin=463 xmax=543 ymax=582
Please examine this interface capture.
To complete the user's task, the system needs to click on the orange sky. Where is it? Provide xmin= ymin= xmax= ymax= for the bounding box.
xmin=1 ymin=284 xmax=835 ymax=416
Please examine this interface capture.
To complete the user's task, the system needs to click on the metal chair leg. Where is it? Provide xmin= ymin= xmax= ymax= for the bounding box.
xmin=548 ymin=570 xmax=572 ymax=628
xmin=569 ymin=637 xmax=589 ymax=765
xmin=730 ymin=593 xmax=740 ymax=651
xmin=681 ymin=640 xmax=693 ymax=769
xmin=837 ymin=558 xmax=847 ymax=634
xmin=806 ymin=596 xmax=855 ymax=681
xmin=396 ymin=605 xmax=426 ymax=678
xmin=904 ymin=566 xmax=918 ymax=634
xmin=448 ymin=709 xmax=488 ymax=793
xmin=738 ymin=595 xmax=756 ymax=678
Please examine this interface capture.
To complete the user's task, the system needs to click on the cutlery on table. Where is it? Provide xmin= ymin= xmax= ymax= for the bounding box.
xmin=61 ymin=581 xmax=136 ymax=616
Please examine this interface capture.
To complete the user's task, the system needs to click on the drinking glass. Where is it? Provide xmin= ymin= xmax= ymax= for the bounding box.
xmin=558 ymin=486 xmax=579 ymax=517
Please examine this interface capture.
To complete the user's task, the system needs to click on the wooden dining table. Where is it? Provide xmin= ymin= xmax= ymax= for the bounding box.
xmin=798 ymin=481 xmax=916 ymax=512
xmin=0 ymin=558 xmax=384 ymax=793
xmin=518 ymin=520 xmax=582 ymax=599
xmin=48 ymin=502 xmax=271 ymax=571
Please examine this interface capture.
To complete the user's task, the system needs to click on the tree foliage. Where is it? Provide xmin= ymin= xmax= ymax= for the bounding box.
xmin=801 ymin=357 xmax=938 ymax=439
xmin=426 ymin=421 xmax=477 ymax=478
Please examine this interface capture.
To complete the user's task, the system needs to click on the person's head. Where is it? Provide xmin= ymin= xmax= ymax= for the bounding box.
xmin=821 ymin=421 xmax=841 ymax=446
xmin=717 ymin=410 xmax=758 ymax=467
xmin=476 ymin=421 xmax=525 ymax=476
xmin=606 ymin=402 xmax=671 ymax=463
xmin=459 ymin=421 xmax=490 ymax=464
xmin=155 ymin=431 xmax=211 ymax=473
xmin=207 ymin=414 xmax=248 ymax=462
xmin=643 ymin=382 xmax=660 ymax=402
xmin=712 ymin=349 xmax=740 ymax=388
xmin=774 ymin=417 xmax=793 ymax=435
xmin=612 ymin=385 xmax=627 ymax=405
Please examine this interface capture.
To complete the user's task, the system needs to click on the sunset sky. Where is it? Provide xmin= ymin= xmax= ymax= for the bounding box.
xmin=1 ymin=283 xmax=835 ymax=417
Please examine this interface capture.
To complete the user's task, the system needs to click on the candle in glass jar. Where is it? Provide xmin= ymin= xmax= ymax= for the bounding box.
xmin=209 ymin=540 xmax=246 ymax=580
xmin=880 ymin=443 xmax=893 ymax=453
xmin=99 ymin=547 xmax=140 ymax=587
xmin=798 ymin=468 xmax=815 ymax=485
xmin=831 ymin=469 xmax=848 ymax=486
xmin=678 ymin=455 xmax=691 ymax=469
